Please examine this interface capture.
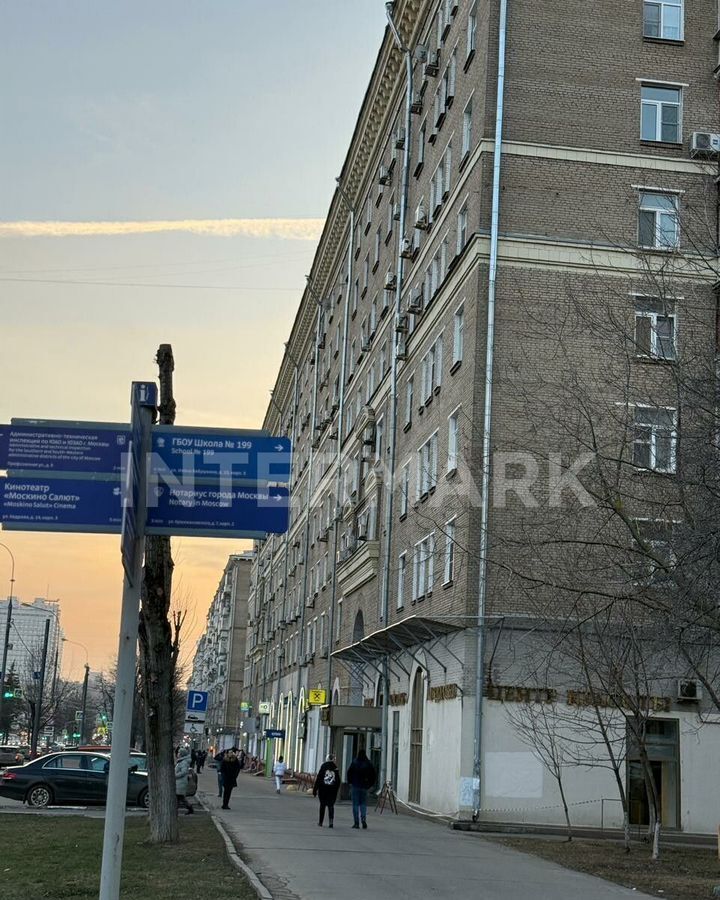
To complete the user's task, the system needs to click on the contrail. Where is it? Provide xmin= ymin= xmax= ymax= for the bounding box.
xmin=0 ymin=218 xmax=325 ymax=240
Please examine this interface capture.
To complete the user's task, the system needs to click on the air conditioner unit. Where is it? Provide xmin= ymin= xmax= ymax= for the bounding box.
xmin=410 ymin=94 xmax=422 ymax=115
xmin=424 ymin=51 xmax=439 ymax=77
xmin=407 ymin=289 xmax=423 ymax=314
xmin=318 ymin=334 xmax=326 ymax=350
xmin=378 ymin=165 xmax=391 ymax=186
xmin=400 ymin=236 xmax=414 ymax=259
xmin=414 ymin=205 xmax=428 ymax=230
xmin=394 ymin=314 xmax=408 ymax=333
xmin=385 ymin=270 xmax=397 ymax=290
xmin=395 ymin=127 xmax=406 ymax=149
xmin=320 ymin=645 xmax=329 ymax=659
xmin=392 ymin=203 xmax=401 ymax=222
xmin=362 ymin=336 xmax=372 ymax=352
xmin=690 ymin=132 xmax=720 ymax=155
xmin=677 ymin=679 xmax=702 ymax=702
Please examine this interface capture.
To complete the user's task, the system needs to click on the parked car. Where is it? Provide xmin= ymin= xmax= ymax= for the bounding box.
xmin=0 ymin=746 xmax=26 ymax=766
xmin=0 ymin=751 xmax=149 ymax=809
xmin=77 ymin=746 xmax=146 ymax=771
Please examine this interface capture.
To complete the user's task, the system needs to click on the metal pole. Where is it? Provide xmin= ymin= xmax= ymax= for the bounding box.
xmin=99 ymin=383 xmax=154 ymax=900
xmin=31 ymin=618 xmax=50 ymax=757
xmin=80 ymin=663 xmax=90 ymax=744
xmin=0 ymin=543 xmax=16 ymax=739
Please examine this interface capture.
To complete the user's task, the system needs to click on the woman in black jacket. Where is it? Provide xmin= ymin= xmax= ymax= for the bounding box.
xmin=313 ymin=754 xmax=340 ymax=828
xmin=220 ymin=750 xmax=241 ymax=810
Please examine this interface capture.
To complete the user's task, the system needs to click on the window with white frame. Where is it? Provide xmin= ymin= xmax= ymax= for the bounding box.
xmin=457 ymin=206 xmax=468 ymax=253
xmin=405 ymin=376 xmax=414 ymax=428
xmin=400 ymin=460 xmax=410 ymax=517
xmin=397 ymin=552 xmax=407 ymax=608
xmin=643 ymin=0 xmax=683 ymax=40
xmin=417 ymin=431 xmax=439 ymax=496
xmin=420 ymin=336 xmax=443 ymax=401
xmin=334 ymin=322 xmax=341 ymax=356
xmin=352 ymin=279 xmax=359 ymax=314
xmin=363 ymin=255 xmax=369 ymax=292
xmin=336 ymin=596 xmax=343 ymax=641
xmin=387 ymin=191 xmax=395 ymax=237
xmin=444 ymin=518 xmax=456 ymax=584
xmin=417 ymin=120 xmax=426 ymax=172
xmin=462 ymin=98 xmax=473 ymax=158
xmin=366 ymin=363 xmax=376 ymax=401
xmin=632 ymin=518 xmax=676 ymax=582
xmin=634 ymin=298 xmax=676 ymax=360
xmin=467 ymin=4 xmax=477 ymax=58
xmin=374 ymin=228 xmax=381 ymax=267
xmin=632 ymin=405 xmax=677 ymax=472
xmin=641 ymin=84 xmax=681 ymax=143
xmin=380 ymin=341 xmax=387 ymax=375
xmin=413 ymin=533 xmax=435 ymax=599
xmin=443 ymin=142 xmax=452 ymax=197
xmin=375 ymin=415 xmax=384 ymax=460
xmin=638 ymin=191 xmax=679 ymax=249
xmin=453 ymin=304 xmax=464 ymax=365
xmin=371 ymin=295 xmax=378 ymax=334
xmin=448 ymin=407 xmax=460 ymax=472
xmin=365 ymin=194 xmax=372 ymax=230
xmin=431 ymin=158 xmax=445 ymax=213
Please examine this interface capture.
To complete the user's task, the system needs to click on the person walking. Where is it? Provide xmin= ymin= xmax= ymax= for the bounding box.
xmin=347 ymin=748 xmax=376 ymax=829
xmin=175 ymin=746 xmax=194 ymax=815
xmin=313 ymin=754 xmax=340 ymax=828
xmin=273 ymin=755 xmax=287 ymax=793
xmin=220 ymin=749 xmax=241 ymax=809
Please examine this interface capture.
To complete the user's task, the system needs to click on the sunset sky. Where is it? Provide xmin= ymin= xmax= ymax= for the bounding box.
xmin=0 ymin=1 xmax=386 ymax=680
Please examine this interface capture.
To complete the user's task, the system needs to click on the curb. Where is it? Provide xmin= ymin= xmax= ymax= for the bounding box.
xmin=197 ymin=796 xmax=273 ymax=900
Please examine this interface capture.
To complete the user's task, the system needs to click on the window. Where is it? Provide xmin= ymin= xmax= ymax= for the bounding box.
xmin=375 ymin=415 xmax=384 ymax=459
xmin=462 ymin=99 xmax=473 ymax=158
xmin=400 ymin=461 xmax=410 ymax=517
xmin=634 ymin=299 xmax=676 ymax=360
xmin=380 ymin=341 xmax=387 ymax=376
xmin=417 ymin=431 xmax=439 ymax=496
xmin=365 ymin=194 xmax=372 ymax=231
xmin=374 ymin=228 xmax=381 ymax=267
xmin=638 ymin=192 xmax=679 ymax=249
xmin=467 ymin=5 xmax=477 ymax=59
xmin=641 ymin=85 xmax=681 ymax=143
xmin=363 ymin=255 xmax=370 ymax=292
xmin=443 ymin=142 xmax=452 ymax=197
xmin=387 ymin=192 xmax=396 ymax=238
xmin=453 ymin=304 xmax=464 ymax=366
xmin=405 ymin=376 xmax=414 ymax=428
xmin=334 ymin=323 xmax=341 ymax=356
xmin=336 ymin=597 xmax=343 ymax=641
xmin=416 ymin=120 xmax=426 ymax=174
xmin=632 ymin=519 xmax=676 ymax=583
xmin=420 ymin=337 xmax=442 ymax=401
xmin=413 ymin=533 xmax=435 ymax=599
xmin=444 ymin=518 xmax=456 ymax=584
xmin=397 ymin=553 xmax=407 ymax=609
xmin=448 ymin=408 xmax=460 ymax=472
xmin=643 ymin=0 xmax=683 ymax=40
xmin=352 ymin=279 xmax=359 ymax=315
xmin=457 ymin=206 xmax=468 ymax=253
xmin=371 ymin=294 xmax=378 ymax=334
xmin=632 ymin=406 xmax=677 ymax=472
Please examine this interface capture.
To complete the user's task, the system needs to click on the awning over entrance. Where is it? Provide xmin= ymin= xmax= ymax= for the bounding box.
xmin=331 ymin=614 xmax=465 ymax=668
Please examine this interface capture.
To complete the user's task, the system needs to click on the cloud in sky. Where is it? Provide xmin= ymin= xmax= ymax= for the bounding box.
xmin=0 ymin=218 xmax=325 ymax=240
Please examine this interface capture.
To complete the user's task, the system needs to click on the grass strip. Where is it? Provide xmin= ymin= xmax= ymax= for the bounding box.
xmin=0 ymin=812 xmax=256 ymax=900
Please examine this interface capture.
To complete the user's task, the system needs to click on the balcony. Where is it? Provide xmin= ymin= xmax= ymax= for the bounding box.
xmin=337 ymin=540 xmax=380 ymax=596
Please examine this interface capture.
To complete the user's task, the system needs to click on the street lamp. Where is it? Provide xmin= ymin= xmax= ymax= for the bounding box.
xmin=63 ymin=638 xmax=90 ymax=745
xmin=0 ymin=543 xmax=16 ymax=741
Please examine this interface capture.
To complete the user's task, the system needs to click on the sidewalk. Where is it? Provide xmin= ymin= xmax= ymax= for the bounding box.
xmin=197 ymin=769 xmax=655 ymax=900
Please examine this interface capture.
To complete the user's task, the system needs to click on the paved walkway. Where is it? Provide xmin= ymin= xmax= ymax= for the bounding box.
xmin=198 ymin=769 xmax=655 ymax=900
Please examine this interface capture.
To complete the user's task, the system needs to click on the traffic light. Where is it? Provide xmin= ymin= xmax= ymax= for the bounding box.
xmin=2 ymin=687 xmax=13 ymax=700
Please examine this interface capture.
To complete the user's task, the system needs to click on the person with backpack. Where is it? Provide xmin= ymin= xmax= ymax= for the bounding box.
xmin=346 ymin=748 xmax=376 ymax=829
xmin=273 ymin=755 xmax=287 ymax=793
xmin=313 ymin=754 xmax=340 ymax=828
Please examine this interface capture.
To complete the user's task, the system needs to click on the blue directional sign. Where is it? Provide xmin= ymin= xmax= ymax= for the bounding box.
xmin=0 ymin=476 xmax=123 ymax=533
xmin=265 ymin=729 xmax=285 ymax=739
xmin=145 ymin=482 xmax=290 ymax=538
xmin=0 ymin=422 xmax=130 ymax=475
xmin=151 ymin=428 xmax=291 ymax=482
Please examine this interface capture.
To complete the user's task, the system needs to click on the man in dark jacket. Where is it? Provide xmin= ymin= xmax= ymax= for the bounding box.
xmin=313 ymin=754 xmax=340 ymax=828
xmin=220 ymin=750 xmax=241 ymax=810
xmin=346 ymin=748 xmax=376 ymax=829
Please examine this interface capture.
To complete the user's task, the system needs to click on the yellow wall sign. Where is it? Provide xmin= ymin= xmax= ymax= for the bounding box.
xmin=308 ymin=689 xmax=327 ymax=705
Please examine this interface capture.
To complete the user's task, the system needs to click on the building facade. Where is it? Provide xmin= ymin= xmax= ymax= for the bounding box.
xmin=189 ymin=552 xmax=253 ymax=750
xmin=245 ymin=0 xmax=720 ymax=832
xmin=0 ymin=597 xmax=63 ymax=693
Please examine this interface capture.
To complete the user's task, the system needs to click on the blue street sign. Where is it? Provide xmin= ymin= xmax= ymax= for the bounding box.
xmin=145 ymin=482 xmax=290 ymax=538
xmin=187 ymin=691 xmax=209 ymax=713
xmin=0 ymin=422 xmax=130 ymax=475
xmin=151 ymin=428 xmax=291 ymax=482
xmin=0 ymin=476 xmax=123 ymax=533
xmin=265 ymin=729 xmax=285 ymax=739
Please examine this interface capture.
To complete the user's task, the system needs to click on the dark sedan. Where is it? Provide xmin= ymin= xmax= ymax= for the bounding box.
xmin=0 ymin=751 xmax=149 ymax=809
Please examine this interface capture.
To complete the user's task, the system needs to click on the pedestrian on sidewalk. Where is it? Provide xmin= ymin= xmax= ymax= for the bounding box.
xmin=347 ymin=749 xmax=376 ymax=829
xmin=273 ymin=755 xmax=287 ymax=793
xmin=220 ymin=750 xmax=241 ymax=809
xmin=214 ymin=748 xmax=226 ymax=797
xmin=313 ymin=754 xmax=340 ymax=828
xmin=175 ymin=746 xmax=194 ymax=815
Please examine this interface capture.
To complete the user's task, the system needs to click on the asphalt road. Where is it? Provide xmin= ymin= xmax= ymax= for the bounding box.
xmin=198 ymin=769 xmax=656 ymax=900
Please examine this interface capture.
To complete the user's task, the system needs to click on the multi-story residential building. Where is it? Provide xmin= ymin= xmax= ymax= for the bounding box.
xmin=246 ymin=0 xmax=720 ymax=832
xmin=0 ymin=597 xmax=63 ymax=691
xmin=189 ymin=552 xmax=253 ymax=750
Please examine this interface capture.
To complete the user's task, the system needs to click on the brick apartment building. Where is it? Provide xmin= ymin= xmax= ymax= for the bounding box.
xmin=244 ymin=0 xmax=720 ymax=831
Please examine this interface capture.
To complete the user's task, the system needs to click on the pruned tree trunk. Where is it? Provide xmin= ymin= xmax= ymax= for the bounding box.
xmin=139 ymin=344 xmax=179 ymax=844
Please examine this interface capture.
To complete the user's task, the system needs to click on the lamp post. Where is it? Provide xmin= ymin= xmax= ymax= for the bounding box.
xmin=0 ymin=543 xmax=16 ymax=742
xmin=63 ymin=639 xmax=90 ymax=744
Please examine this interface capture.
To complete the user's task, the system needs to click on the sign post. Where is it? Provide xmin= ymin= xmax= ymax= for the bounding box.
xmin=99 ymin=382 xmax=156 ymax=900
